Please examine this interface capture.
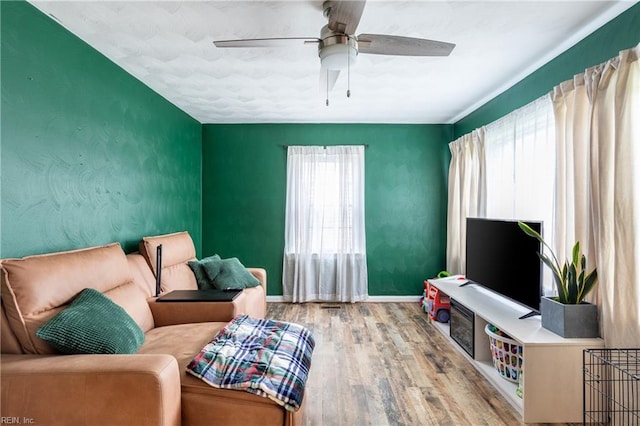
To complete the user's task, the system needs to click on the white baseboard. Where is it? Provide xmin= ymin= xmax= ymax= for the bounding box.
xmin=266 ymin=295 xmax=422 ymax=303
xmin=366 ymin=295 xmax=422 ymax=302
xmin=266 ymin=296 xmax=288 ymax=302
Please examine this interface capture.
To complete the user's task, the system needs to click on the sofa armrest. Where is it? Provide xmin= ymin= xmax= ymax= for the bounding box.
xmin=0 ymin=354 xmax=181 ymax=426
xmin=148 ymin=297 xmax=242 ymax=326
xmin=247 ymin=267 xmax=267 ymax=292
xmin=247 ymin=268 xmax=267 ymax=315
xmin=149 ymin=267 xmax=268 ymax=326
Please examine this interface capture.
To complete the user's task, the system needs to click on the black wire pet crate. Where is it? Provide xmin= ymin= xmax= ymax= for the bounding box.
xmin=583 ymin=348 xmax=639 ymax=425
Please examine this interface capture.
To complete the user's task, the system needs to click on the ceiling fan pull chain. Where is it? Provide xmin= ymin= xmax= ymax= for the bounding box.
xmin=347 ymin=36 xmax=351 ymax=98
xmin=326 ymin=68 xmax=330 ymax=106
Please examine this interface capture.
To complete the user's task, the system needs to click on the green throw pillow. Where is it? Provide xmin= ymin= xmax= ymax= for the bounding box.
xmin=188 ymin=254 xmax=222 ymax=290
xmin=36 ymin=288 xmax=145 ymax=354
xmin=202 ymin=257 xmax=261 ymax=290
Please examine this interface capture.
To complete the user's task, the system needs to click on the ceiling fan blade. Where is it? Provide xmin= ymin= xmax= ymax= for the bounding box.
xmin=326 ymin=0 xmax=366 ymax=35
xmin=357 ymin=34 xmax=455 ymax=56
xmin=214 ymin=37 xmax=320 ymax=48
xmin=319 ymin=68 xmax=341 ymax=93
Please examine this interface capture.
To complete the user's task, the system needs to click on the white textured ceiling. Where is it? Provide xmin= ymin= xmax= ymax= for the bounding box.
xmin=30 ymin=1 xmax=635 ymax=124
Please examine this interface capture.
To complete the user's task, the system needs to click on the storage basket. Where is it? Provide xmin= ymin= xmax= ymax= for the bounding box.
xmin=485 ymin=324 xmax=524 ymax=383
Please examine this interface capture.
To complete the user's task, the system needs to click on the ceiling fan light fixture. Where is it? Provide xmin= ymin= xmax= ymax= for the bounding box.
xmin=319 ymin=38 xmax=358 ymax=71
xmin=214 ymin=1 xmax=456 ymax=97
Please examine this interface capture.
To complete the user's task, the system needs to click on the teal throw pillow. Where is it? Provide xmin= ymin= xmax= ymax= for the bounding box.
xmin=188 ymin=254 xmax=222 ymax=290
xmin=36 ymin=288 xmax=145 ymax=354
xmin=202 ymin=257 xmax=261 ymax=290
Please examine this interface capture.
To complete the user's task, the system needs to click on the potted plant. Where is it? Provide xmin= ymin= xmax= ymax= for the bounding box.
xmin=518 ymin=222 xmax=599 ymax=338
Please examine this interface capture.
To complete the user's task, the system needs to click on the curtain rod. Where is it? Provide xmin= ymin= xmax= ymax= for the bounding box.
xmin=281 ymin=144 xmax=369 ymax=149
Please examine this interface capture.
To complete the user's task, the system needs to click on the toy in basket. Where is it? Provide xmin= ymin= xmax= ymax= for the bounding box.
xmin=485 ymin=324 xmax=523 ymax=383
xmin=423 ymin=279 xmax=451 ymax=323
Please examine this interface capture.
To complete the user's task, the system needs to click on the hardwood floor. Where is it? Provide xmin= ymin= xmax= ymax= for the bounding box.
xmin=266 ymin=302 xmax=571 ymax=426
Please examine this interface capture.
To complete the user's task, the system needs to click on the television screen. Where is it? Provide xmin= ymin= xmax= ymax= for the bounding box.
xmin=465 ymin=218 xmax=542 ymax=312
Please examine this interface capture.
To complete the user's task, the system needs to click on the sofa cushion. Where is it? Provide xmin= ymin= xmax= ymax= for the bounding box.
xmin=203 ymin=258 xmax=262 ymax=290
xmin=140 ymin=231 xmax=198 ymax=292
xmin=36 ymin=288 xmax=145 ymax=354
xmin=1 ymin=299 xmax=22 ymax=354
xmin=0 ymin=243 xmax=154 ymax=354
xmin=127 ymin=252 xmax=158 ymax=298
xmin=139 ymin=321 xmax=297 ymax=425
xmin=187 ymin=255 xmax=222 ymax=290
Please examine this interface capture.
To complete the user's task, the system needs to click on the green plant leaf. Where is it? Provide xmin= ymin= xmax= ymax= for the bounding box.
xmin=567 ymin=263 xmax=578 ymax=304
xmin=578 ymin=269 xmax=598 ymax=301
xmin=572 ymin=241 xmax=580 ymax=267
xmin=519 ymin=222 xmax=562 ymax=272
xmin=542 ymin=254 xmax=565 ymax=302
xmin=551 ymin=273 xmax=565 ymax=303
xmin=546 ymin=256 xmax=562 ymax=282
xmin=561 ymin=262 xmax=570 ymax=303
xmin=578 ymin=268 xmax=585 ymax=294
xmin=518 ymin=222 xmax=543 ymax=240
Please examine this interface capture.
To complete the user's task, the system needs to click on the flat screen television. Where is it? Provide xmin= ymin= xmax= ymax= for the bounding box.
xmin=465 ymin=218 xmax=543 ymax=315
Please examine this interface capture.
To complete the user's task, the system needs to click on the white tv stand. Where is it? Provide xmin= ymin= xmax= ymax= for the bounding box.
xmin=428 ymin=278 xmax=604 ymax=424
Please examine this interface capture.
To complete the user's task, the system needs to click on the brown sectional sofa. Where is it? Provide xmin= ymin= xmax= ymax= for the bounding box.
xmin=0 ymin=232 xmax=304 ymax=426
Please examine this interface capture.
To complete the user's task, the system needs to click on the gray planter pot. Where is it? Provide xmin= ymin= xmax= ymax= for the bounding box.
xmin=540 ymin=297 xmax=599 ymax=338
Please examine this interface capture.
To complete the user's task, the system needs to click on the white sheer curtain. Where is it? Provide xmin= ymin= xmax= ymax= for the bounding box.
xmin=283 ymin=145 xmax=368 ymax=303
xmin=484 ymin=95 xmax=556 ymax=294
xmin=446 ymin=128 xmax=486 ymax=274
xmin=484 ymin=95 xmax=556 ymax=224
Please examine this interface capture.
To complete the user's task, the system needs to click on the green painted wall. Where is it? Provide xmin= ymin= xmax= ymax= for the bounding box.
xmin=202 ymin=124 xmax=452 ymax=296
xmin=1 ymin=1 xmax=202 ymax=258
xmin=454 ymin=2 xmax=640 ymax=138
xmin=4 ymin=0 xmax=635 ymax=297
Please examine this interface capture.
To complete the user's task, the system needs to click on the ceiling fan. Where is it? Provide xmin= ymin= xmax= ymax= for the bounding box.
xmin=213 ymin=0 xmax=455 ymax=104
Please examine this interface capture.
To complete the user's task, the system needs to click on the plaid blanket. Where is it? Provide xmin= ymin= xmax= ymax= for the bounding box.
xmin=185 ymin=315 xmax=315 ymax=412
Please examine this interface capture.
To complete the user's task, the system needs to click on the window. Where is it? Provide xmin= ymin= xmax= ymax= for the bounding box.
xmin=485 ymin=95 xmax=556 ymax=226
xmin=284 ymin=146 xmax=365 ymax=256
xmin=283 ymin=145 xmax=368 ymax=302
xmin=301 ymin=155 xmax=361 ymax=254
